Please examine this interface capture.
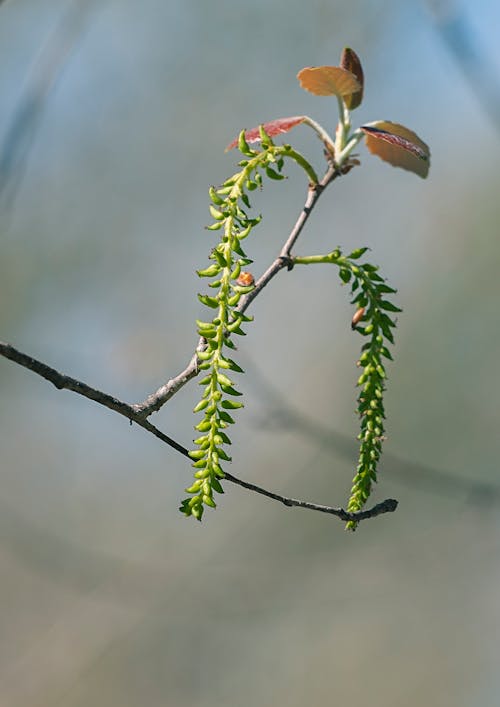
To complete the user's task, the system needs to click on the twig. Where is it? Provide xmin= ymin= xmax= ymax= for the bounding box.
xmin=132 ymin=350 xmax=201 ymax=417
xmin=0 ymin=340 xmax=397 ymax=525
xmin=223 ymin=471 xmax=397 ymax=521
xmin=133 ymin=165 xmax=339 ymax=416
xmin=0 ymin=341 xmax=187 ymax=456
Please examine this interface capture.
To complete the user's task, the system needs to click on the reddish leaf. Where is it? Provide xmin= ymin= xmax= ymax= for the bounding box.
xmin=226 ymin=116 xmax=307 ymax=151
xmin=361 ymin=121 xmax=430 ymax=178
xmin=339 ymin=48 xmax=364 ymax=110
xmin=297 ymin=66 xmax=360 ymax=97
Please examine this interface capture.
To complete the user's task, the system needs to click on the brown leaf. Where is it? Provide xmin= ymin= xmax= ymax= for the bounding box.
xmin=297 ymin=66 xmax=361 ymax=97
xmin=361 ymin=121 xmax=430 ymax=178
xmin=340 ymin=48 xmax=364 ymax=110
xmin=226 ymin=116 xmax=306 ymax=151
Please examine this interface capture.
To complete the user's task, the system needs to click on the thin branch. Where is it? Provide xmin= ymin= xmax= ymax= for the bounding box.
xmin=223 ymin=471 xmax=397 ymax=521
xmin=0 ymin=341 xmax=187 ymax=457
xmin=133 ymin=164 xmax=340 ymax=417
xmin=131 ymin=349 xmax=201 ymax=417
xmin=238 ymin=164 xmax=339 ymax=314
xmin=0 ymin=340 xmax=397 ymax=525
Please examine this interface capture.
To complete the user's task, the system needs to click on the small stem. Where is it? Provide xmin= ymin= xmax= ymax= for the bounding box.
xmin=334 ymin=96 xmax=348 ymax=154
xmin=293 ymin=251 xmax=340 ymax=266
xmin=301 ymin=116 xmax=336 ymax=153
xmin=280 ymin=146 xmax=319 ymax=185
xmin=336 ymin=129 xmax=364 ymax=166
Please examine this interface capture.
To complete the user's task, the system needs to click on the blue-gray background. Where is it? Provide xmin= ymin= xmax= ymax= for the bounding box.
xmin=1 ymin=1 xmax=500 ymax=705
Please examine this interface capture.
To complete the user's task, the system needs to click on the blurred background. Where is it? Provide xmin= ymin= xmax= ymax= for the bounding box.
xmin=1 ymin=0 xmax=500 ymax=705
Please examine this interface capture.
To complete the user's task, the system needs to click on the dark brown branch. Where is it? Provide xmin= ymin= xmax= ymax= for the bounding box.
xmin=223 ymin=471 xmax=397 ymax=521
xmin=0 ymin=341 xmax=188 ymax=457
xmin=0 ymin=340 xmax=397 ymax=525
xmin=133 ymin=165 xmax=339 ymax=416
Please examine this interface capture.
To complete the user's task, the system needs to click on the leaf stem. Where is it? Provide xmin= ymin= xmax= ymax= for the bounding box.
xmin=280 ymin=146 xmax=319 ymax=184
xmin=335 ymin=129 xmax=364 ymax=166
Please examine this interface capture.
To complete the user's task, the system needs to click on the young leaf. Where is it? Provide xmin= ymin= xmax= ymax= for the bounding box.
xmin=218 ymin=410 xmax=235 ymax=424
xmin=339 ymin=47 xmax=364 ymax=109
xmin=266 ymin=166 xmax=285 ymax=180
xmin=361 ymin=121 xmax=430 ymax=178
xmin=297 ymin=66 xmax=361 ymax=97
xmin=348 ymin=246 xmax=369 ymax=260
xmin=379 ymin=300 xmax=402 ymax=313
xmin=226 ymin=116 xmax=307 ymax=151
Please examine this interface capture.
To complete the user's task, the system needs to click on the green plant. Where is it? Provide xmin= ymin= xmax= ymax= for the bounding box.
xmin=0 ymin=46 xmax=429 ymax=531
xmin=181 ymin=47 xmax=430 ymax=527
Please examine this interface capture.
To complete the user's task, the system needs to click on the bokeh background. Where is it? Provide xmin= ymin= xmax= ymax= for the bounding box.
xmin=1 ymin=0 xmax=500 ymax=705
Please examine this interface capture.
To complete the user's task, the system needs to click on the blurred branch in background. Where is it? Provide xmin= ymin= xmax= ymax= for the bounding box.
xmin=245 ymin=356 xmax=500 ymax=506
xmin=0 ymin=496 xmax=170 ymax=602
xmin=0 ymin=0 xmax=99 ymax=211
xmin=426 ymin=0 xmax=500 ymax=132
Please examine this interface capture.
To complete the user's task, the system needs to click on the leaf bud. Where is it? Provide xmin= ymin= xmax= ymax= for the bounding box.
xmin=232 ymin=284 xmax=254 ymax=294
xmin=209 ymin=186 xmax=224 ymax=205
xmin=194 ymin=469 xmax=210 ymax=479
xmin=193 ymin=399 xmax=209 ymax=413
xmin=197 ymin=264 xmax=221 ymax=278
xmin=217 ymin=372 xmax=234 ymax=387
xmin=212 ymin=250 xmax=229 ymax=268
xmin=188 ymin=449 xmax=206 ymax=460
xmin=351 ymin=306 xmax=366 ymax=329
xmin=209 ymin=205 xmax=225 ymax=221
xmin=238 ymin=129 xmax=252 ymax=155
xmin=227 ymin=315 xmax=243 ymax=332
xmin=197 ymin=293 xmax=219 ymax=309
xmin=230 ymin=262 xmax=242 ymax=280
xmin=236 ymin=271 xmax=255 ymax=287
xmin=202 ymin=480 xmax=211 ymax=496
xmin=195 ymin=419 xmax=212 ymax=432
